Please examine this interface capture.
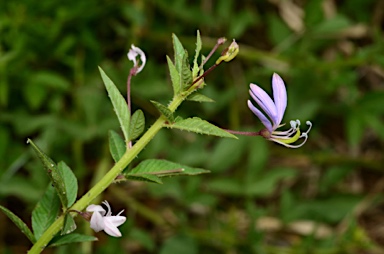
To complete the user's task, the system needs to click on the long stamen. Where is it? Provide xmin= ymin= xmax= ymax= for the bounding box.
xmin=303 ymin=121 xmax=312 ymax=135
xmin=271 ymin=121 xmax=312 ymax=148
xmin=272 ymin=133 xmax=308 ymax=148
xmin=272 ymin=120 xmax=299 ymax=137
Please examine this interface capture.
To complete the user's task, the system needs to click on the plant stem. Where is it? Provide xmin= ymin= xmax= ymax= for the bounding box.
xmin=191 ymin=64 xmax=217 ymax=86
xmin=28 ymin=91 xmax=188 ymax=253
xmin=224 ymin=129 xmax=261 ymax=136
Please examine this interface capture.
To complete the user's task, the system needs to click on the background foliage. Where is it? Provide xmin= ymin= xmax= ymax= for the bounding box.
xmin=1 ymin=0 xmax=384 ymax=253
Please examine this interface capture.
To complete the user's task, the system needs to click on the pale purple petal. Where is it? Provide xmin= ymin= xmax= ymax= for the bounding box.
xmin=86 ymin=205 xmax=106 ymax=216
xmin=249 ymin=84 xmax=278 ymax=125
xmin=248 ymin=100 xmax=273 ymax=133
xmin=89 ymin=211 xmax=105 ymax=232
xmin=272 ymin=73 xmax=287 ymax=127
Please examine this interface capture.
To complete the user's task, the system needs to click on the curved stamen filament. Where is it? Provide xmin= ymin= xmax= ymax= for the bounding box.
xmin=270 ymin=121 xmax=312 ymax=148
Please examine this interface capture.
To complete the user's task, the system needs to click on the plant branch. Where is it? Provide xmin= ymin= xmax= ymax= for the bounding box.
xmin=28 ymin=89 xmax=191 ymax=253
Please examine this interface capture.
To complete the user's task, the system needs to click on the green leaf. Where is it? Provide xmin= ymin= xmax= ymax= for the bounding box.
xmin=27 ymin=139 xmax=67 ymax=208
xmin=364 ymin=113 xmax=384 ymax=140
xmin=313 ymin=15 xmax=351 ymax=35
xmin=130 ymin=109 xmax=145 ymax=141
xmin=49 ymin=233 xmax=97 ymax=247
xmin=360 ymin=91 xmax=384 ymax=114
xmin=57 ymin=161 xmax=78 ymax=208
xmin=32 ymin=185 xmax=61 ymax=240
xmin=172 ymin=33 xmax=186 ymax=73
xmin=125 ymin=174 xmax=163 ymax=184
xmin=284 ymin=195 xmax=361 ymax=224
xmin=346 ymin=111 xmax=364 ymax=147
xmin=109 ymin=130 xmax=126 ymax=162
xmin=167 ymin=117 xmax=237 ymax=138
xmin=167 ymin=55 xmax=181 ymax=95
xmin=0 ymin=205 xmax=36 ymax=243
xmin=99 ymin=67 xmax=130 ymax=142
xmin=319 ymin=166 xmax=352 ymax=194
xmin=192 ymin=30 xmax=202 ymax=78
xmin=245 ymin=168 xmax=297 ymax=196
xmin=187 ymin=93 xmax=215 ymax=103
xmin=160 ymin=234 xmax=197 ymax=254
xmin=207 ymin=179 xmax=243 ymax=196
xmin=208 ymin=137 xmax=247 ymax=173
xmin=267 ymin=14 xmax=292 ymax=45
xmin=130 ymin=228 xmax=156 ymax=251
xmin=150 ymin=100 xmax=174 ymax=122
xmin=61 ymin=214 xmax=76 ymax=235
xmin=24 ymin=81 xmax=48 ymax=110
xmin=129 ymin=159 xmax=210 ymax=177
xmin=181 ymin=51 xmax=192 ymax=90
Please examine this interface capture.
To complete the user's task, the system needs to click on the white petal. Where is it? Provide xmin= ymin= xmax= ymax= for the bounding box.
xmin=86 ymin=205 xmax=106 ymax=216
xmin=127 ymin=44 xmax=146 ymax=74
xmin=102 ymin=200 xmax=112 ymax=216
xmin=104 ymin=225 xmax=122 ymax=237
xmin=89 ymin=211 xmax=105 ymax=232
xmin=103 ymin=217 xmax=126 ymax=237
xmin=106 ymin=215 xmax=126 ymax=227
xmin=127 ymin=45 xmax=138 ymax=66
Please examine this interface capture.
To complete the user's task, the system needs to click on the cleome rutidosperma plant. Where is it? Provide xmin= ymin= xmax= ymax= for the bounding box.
xmin=0 ymin=31 xmax=311 ymax=253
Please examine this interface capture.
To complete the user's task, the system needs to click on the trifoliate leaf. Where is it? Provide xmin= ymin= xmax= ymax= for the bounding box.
xmin=150 ymin=100 xmax=174 ymax=122
xmin=172 ymin=33 xmax=186 ymax=74
xmin=49 ymin=233 xmax=97 ymax=247
xmin=167 ymin=55 xmax=182 ymax=95
xmin=125 ymin=174 xmax=163 ymax=184
xmin=130 ymin=109 xmax=145 ymax=141
xmin=0 ymin=205 xmax=36 ymax=243
xmin=187 ymin=93 xmax=215 ymax=103
xmin=99 ymin=67 xmax=130 ymax=142
xmin=32 ymin=185 xmax=61 ymax=240
xmin=61 ymin=214 xmax=76 ymax=235
xmin=27 ymin=139 xmax=67 ymax=208
xmin=167 ymin=117 xmax=237 ymax=138
xmin=129 ymin=159 xmax=210 ymax=177
xmin=57 ymin=161 xmax=78 ymax=208
xmin=109 ymin=130 xmax=126 ymax=162
xmin=192 ymin=30 xmax=202 ymax=78
xmin=181 ymin=50 xmax=192 ymax=90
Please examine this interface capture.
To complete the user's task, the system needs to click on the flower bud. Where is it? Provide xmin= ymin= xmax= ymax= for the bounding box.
xmin=216 ymin=40 xmax=239 ymax=65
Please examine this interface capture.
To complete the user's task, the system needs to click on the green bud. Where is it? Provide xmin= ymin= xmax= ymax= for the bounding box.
xmin=216 ymin=40 xmax=239 ymax=65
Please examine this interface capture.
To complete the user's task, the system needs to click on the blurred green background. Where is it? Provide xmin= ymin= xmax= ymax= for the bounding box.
xmin=1 ymin=0 xmax=384 ymax=253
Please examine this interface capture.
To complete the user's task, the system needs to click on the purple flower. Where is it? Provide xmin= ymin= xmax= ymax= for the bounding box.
xmin=247 ymin=73 xmax=312 ymax=148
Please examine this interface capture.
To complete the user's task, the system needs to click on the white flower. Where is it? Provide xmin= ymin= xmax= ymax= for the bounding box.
xmin=127 ymin=44 xmax=146 ymax=74
xmin=86 ymin=201 xmax=126 ymax=237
